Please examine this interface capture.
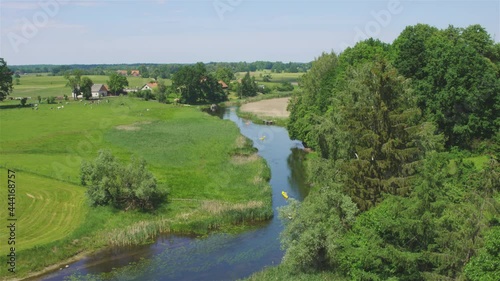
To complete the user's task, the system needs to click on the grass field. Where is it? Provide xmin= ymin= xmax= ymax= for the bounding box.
xmin=0 ymin=169 xmax=87 ymax=252
xmin=11 ymin=74 xmax=172 ymax=99
xmin=0 ymin=96 xmax=271 ymax=279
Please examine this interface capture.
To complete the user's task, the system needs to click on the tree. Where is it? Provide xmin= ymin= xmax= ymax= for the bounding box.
xmin=318 ymin=59 xmax=443 ymax=210
xmin=80 ymin=150 xmax=166 ymax=211
xmin=238 ymin=72 xmax=257 ymax=98
xmin=215 ymin=66 xmax=235 ymax=85
xmin=138 ymin=65 xmax=149 ymax=78
xmin=279 ymin=185 xmax=358 ymax=273
xmin=80 ymin=77 xmax=93 ymax=100
xmin=287 ymin=52 xmax=338 ymax=148
xmin=172 ymin=63 xmax=226 ymax=104
xmin=416 ymin=26 xmax=500 ymax=147
xmin=64 ymin=69 xmax=83 ymax=99
xmin=0 ymin=58 xmax=13 ymax=101
xmin=154 ymin=80 xmax=168 ymax=103
xmin=393 ymin=24 xmax=439 ymax=80
xmin=262 ymin=74 xmax=272 ymax=82
xmin=107 ymin=73 xmax=129 ymax=95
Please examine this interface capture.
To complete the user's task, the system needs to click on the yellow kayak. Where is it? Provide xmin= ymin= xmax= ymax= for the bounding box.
xmin=282 ymin=191 xmax=289 ymax=199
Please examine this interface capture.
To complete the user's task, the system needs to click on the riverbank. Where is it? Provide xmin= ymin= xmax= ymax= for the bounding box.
xmin=0 ymin=98 xmax=272 ymax=280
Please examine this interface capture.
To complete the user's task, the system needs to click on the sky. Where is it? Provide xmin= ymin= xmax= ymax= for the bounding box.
xmin=0 ymin=0 xmax=499 ymax=65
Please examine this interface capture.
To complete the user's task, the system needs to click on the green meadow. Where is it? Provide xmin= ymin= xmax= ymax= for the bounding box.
xmin=0 ymin=95 xmax=271 ymax=279
xmin=10 ymin=74 xmax=172 ymax=98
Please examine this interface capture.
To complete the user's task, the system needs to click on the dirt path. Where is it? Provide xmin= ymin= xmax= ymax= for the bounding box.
xmin=240 ymin=97 xmax=290 ymax=118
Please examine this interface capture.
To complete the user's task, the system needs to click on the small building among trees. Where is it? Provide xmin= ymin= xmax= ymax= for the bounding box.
xmin=91 ymin=84 xmax=108 ymax=99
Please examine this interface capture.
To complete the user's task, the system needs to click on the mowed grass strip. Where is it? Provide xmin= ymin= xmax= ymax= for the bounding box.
xmin=0 ymin=169 xmax=87 ymax=252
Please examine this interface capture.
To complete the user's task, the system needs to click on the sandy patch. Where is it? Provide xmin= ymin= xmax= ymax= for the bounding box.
xmin=240 ymin=98 xmax=290 ymax=118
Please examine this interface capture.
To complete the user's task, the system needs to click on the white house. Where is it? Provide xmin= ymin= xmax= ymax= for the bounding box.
xmin=91 ymin=84 xmax=108 ymax=99
xmin=141 ymin=82 xmax=158 ymax=91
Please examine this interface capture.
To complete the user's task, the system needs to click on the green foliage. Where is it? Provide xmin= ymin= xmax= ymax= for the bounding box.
xmin=328 ymin=153 xmax=500 ymax=280
xmin=81 ymin=150 xmax=166 ymax=211
xmin=215 ymin=66 xmax=235 ymax=84
xmin=37 ymin=95 xmax=41 ymax=103
xmin=0 ymin=58 xmax=13 ymax=101
xmin=172 ymin=62 xmax=227 ymax=104
xmin=20 ymin=97 xmax=27 ymax=106
xmin=238 ymin=71 xmax=258 ymax=98
xmin=107 ymin=73 xmax=129 ymax=95
xmin=392 ymin=24 xmax=500 ymax=148
xmin=47 ymin=96 xmax=56 ymax=104
xmin=279 ymin=186 xmax=358 ymax=273
xmin=393 ymin=23 xmax=439 ymax=80
xmin=80 ymin=76 xmax=93 ymax=100
xmin=465 ymin=227 xmax=500 ymax=280
xmin=281 ymin=24 xmax=500 ymax=280
xmin=276 ymin=81 xmax=294 ymax=92
xmin=262 ymin=74 xmax=272 ymax=82
xmin=287 ymin=52 xmax=338 ymax=148
xmin=319 ymin=59 xmax=443 ymax=210
xmin=138 ymin=65 xmax=149 ymax=78
xmin=64 ymin=69 xmax=83 ymax=99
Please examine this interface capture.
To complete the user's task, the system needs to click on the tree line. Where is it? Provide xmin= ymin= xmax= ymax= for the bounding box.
xmin=281 ymin=24 xmax=500 ymax=280
xmin=9 ymin=61 xmax=311 ymax=77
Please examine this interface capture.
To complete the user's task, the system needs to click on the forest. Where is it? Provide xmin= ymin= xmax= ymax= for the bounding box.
xmin=280 ymin=24 xmax=500 ymax=280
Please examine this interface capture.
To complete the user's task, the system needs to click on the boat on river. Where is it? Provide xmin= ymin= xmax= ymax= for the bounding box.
xmin=282 ymin=191 xmax=289 ymax=199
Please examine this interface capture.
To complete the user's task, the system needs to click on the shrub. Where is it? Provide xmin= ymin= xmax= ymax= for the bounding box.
xmin=80 ymin=150 xmax=167 ymax=211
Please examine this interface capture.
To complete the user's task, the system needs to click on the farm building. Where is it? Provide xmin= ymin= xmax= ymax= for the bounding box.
xmin=141 ymin=82 xmax=158 ymax=91
xmin=91 ymin=84 xmax=108 ymax=99
xmin=218 ymin=80 xmax=229 ymax=89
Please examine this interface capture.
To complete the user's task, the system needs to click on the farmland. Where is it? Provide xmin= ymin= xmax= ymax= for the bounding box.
xmin=10 ymin=74 xmax=171 ymax=99
xmin=0 ymin=89 xmax=271 ymax=278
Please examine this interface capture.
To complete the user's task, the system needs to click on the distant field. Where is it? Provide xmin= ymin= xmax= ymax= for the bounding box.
xmin=0 ymin=97 xmax=271 ymax=278
xmin=10 ymin=74 xmax=172 ymax=98
xmin=235 ymin=71 xmax=304 ymax=83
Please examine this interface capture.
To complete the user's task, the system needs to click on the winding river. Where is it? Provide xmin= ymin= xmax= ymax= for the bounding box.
xmin=39 ymin=107 xmax=308 ymax=281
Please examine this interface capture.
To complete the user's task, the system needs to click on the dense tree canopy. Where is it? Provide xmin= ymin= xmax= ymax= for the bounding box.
xmin=238 ymin=71 xmax=258 ymax=98
xmin=172 ymin=62 xmax=227 ymax=104
xmin=107 ymin=73 xmax=129 ymax=95
xmin=0 ymin=58 xmax=13 ymax=101
xmin=281 ymin=23 xmax=500 ymax=280
xmin=80 ymin=77 xmax=93 ymax=100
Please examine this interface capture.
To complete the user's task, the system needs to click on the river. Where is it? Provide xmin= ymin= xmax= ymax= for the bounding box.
xmin=39 ymin=107 xmax=308 ymax=281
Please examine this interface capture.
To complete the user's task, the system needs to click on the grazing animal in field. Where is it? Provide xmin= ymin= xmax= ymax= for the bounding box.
xmin=57 ymin=106 xmax=61 ymax=110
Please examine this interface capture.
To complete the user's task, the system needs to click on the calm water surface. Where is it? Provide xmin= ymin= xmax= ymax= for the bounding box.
xmin=39 ymin=107 xmax=308 ymax=281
